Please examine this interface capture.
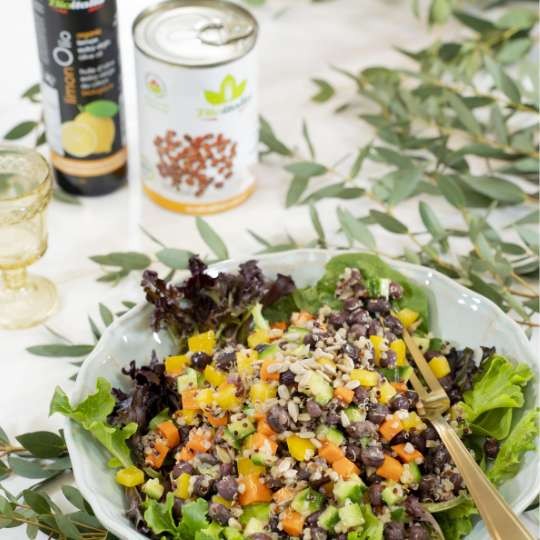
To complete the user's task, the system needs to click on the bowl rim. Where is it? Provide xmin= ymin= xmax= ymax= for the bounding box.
xmin=65 ymin=248 xmax=539 ymax=540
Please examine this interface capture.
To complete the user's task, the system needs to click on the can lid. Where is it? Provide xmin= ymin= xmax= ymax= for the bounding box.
xmin=133 ymin=0 xmax=258 ymax=67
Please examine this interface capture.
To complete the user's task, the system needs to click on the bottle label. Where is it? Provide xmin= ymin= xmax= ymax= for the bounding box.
xmin=33 ymin=0 xmax=126 ymax=177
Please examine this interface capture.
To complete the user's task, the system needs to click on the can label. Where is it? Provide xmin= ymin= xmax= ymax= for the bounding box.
xmin=33 ymin=0 xmax=126 ymax=178
xmin=135 ymin=49 xmax=258 ymax=214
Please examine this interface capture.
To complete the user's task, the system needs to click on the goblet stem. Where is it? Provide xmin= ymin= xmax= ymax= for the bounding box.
xmin=2 ymin=268 xmax=28 ymax=291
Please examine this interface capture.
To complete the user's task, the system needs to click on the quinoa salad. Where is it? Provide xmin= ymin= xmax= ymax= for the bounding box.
xmin=52 ymin=253 xmax=539 ymax=540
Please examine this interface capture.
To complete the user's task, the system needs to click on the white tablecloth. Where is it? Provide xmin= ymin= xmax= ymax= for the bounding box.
xmin=0 ymin=0 xmax=537 ymax=538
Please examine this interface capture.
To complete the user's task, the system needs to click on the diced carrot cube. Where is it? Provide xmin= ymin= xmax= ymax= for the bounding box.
xmin=391 ymin=443 xmax=423 ymax=463
xmin=238 ymin=473 xmax=273 ymax=506
xmin=257 ymin=417 xmax=277 ymax=438
xmin=247 ymin=432 xmax=278 ymax=455
xmin=157 ymin=420 xmax=180 ymax=448
xmin=334 ymin=387 xmax=354 ymax=404
xmin=318 ymin=442 xmax=345 ymax=464
xmin=205 ymin=412 xmax=228 ymax=427
xmin=145 ymin=441 xmax=169 ymax=469
xmin=281 ymin=508 xmax=305 ymax=537
xmin=181 ymin=389 xmax=200 ymax=410
xmin=260 ymin=359 xmax=280 ymax=381
xmin=376 ymin=455 xmax=404 ymax=481
xmin=379 ymin=416 xmax=403 ymax=442
xmin=332 ymin=457 xmax=360 ymax=478
xmin=178 ymin=446 xmax=194 ymax=461
xmin=273 ymin=486 xmax=296 ymax=504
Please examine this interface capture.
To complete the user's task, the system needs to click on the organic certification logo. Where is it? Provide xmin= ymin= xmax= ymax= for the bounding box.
xmin=146 ymin=74 xmax=166 ymax=98
xmin=204 ymin=74 xmax=246 ymax=105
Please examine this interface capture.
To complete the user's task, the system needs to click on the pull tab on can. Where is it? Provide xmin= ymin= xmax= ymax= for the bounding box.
xmin=198 ymin=20 xmax=255 ymax=46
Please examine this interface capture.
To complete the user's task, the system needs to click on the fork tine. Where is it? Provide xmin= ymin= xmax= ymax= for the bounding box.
xmin=402 ymin=328 xmax=446 ymax=395
xmin=408 ymin=370 xmax=431 ymax=402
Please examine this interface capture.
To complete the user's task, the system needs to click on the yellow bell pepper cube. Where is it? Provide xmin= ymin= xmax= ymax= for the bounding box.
xmin=204 ymin=364 xmax=226 ymax=387
xmin=216 ymin=383 xmax=241 ymax=411
xmin=165 ymin=355 xmax=190 ymax=375
xmin=390 ymin=340 xmax=408 ymax=367
xmin=370 ymin=335 xmax=385 ymax=364
xmin=237 ymin=349 xmax=258 ymax=375
xmin=174 ymin=473 xmax=191 ymax=499
xmin=177 ymin=410 xmax=198 ymax=425
xmin=196 ymin=388 xmax=214 ymax=408
xmin=378 ymin=381 xmax=397 ymax=404
xmin=396 ymin=309 xmax=419 ymax=329
xmin=401 ymin=411 xmax=427 ymax=431
xmin=237 ymin=457 xmax=265 ymax=476
xmin=188 ymin=330 xmax=216 ymax=354
xmin=250 ymin=382 xmax=277 ymax=404
xmin=350 ymin=369 xmax=380 ymax=387
xmin=287 ymin=436 xmax=315 ymax=462
xmin=212 ymin=495 xmax=232 ymax=508
xmin=248 ymin=329 xmax=270 ymax=348
xmin=116 ymin=466 xmax=145 ymax=487
xmin=429 ymin=356 xmax=451 ymax=379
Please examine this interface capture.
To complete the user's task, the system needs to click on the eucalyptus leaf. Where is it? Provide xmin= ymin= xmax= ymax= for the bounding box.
xmin=446 ymin=92 xmax=481 ymax=134
xmin=196 ymin=217 xmax=229 ymax=260
xmin=515 ymin=226 xmax=539 ymax=248
xmin=496 ymin=38 xmax=532 ymax=64
xmin=4 ymin=121 xmax=38 ymax=140
xmin=285 ymin=161 xmax=327 ymax=178
xmin=349 ymin=144 xmax=371 ymax=179
xmin=22 ymin=490 xmax=51 ymax=515
xmin=98 ymin=304 xmax=113 ymax=327
xmin=311 ymin=78 xmax=335 ymax=102
xmin=286 ymin=176 xmax=310 ymax=207
xmin=247 ymin=229 xmax=271 ymax=247
xmin=387 ymin=167 xmax=423 ymax=205
xmin=156 ymin=248 xmax=192 ymax=270
xmin=259 ymin=116 xmax=292 ymax=156
xmin=484 ymin=56 xmax=521 ymax=103
xmin=489 ymin=105 xmax=508 ymax=145
xmin=302 ymin=119 xmax=316 ymax=159
xmin=337 ymin=207 xmax=376 ymax=249
xmin=16 ymin=432 xmax=66 ymax=459
xmin=309 ymin=204 xmax=326 ymax=246
xmin=435 ymin=175 xmax=466 ymax=208
xmin=7 ymin=456 xmax=57 ymax=479
xmin=429 ymin=0 xmax=451 ymax=25
xmin=461 ymin=175 xmax=525 ymax=204
xmin=22 ymin=83 xmax=41 ymax=101
xmin=419 ymin=201 xmax=446 ymax=240
xmin=453 ymin=10 xmax=495 ymax=33
xmin=301 ymin=182 xmax=364 ymax=204
xmin=26 ymin=344 xmax=94 ymax=357
xmin=90 ymin=252 xmax=151 ymax=270
xmin=369 ymin=210 xmax=408 ymax=234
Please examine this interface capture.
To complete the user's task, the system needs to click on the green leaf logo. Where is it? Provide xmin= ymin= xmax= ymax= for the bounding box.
xmin=204 ymin=74 xmax=247 ymax=105
xmin=83 ymin=100 xmax=119 ymax=118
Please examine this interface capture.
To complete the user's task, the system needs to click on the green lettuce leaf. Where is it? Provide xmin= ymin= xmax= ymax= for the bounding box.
xmin=144 ymin=493 xmax=179 ymax=536
xmin=50 ymin=377 xmax=136 ymax=468
xmin=266 ymin=253 xmax=429 ymax=330
xmin=488 ymin=408 xmax=540 ymax=485
xmin=178 ymin=498 xmax=209 ymax=540
xmin=435 ymin=496 xmax=478 ymax=540
xmin=461 ymin=355 xmax=533 ymax=439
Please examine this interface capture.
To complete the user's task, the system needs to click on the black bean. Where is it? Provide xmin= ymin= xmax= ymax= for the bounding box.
xmin=306 ymin=399 xmax=323 ymax=418
xmin=199 ymin=453 xmax=218 ymax=465
xmin=249 ymin=534 xmax=271 ymax=540
xmin=255 ymin=343 xmax=269 ymax=353
xmin=305 ymin=511 xmax=323 ymax=528
xmin=353 ymin=386 xmax=369 ymax=404
xmin=406 ymin=390 xmax=419 ymax=408
xmin=267 ymin=405 xmax=289 ymax=433
xmin=438 ymin=375 xmax=453 ymax=393
xmin=349 ymin=324 xmax=368 ymax=339
xmin=336 ymin=535 xmax=348 ymax=540
xmin=279 ymin=369 xmax=296 ymax=386
xmin=350 ymin=309 xmax=371 ymax=325
xmin=368 ymin=482 xmax=384 ymax=507
xmin=266 ymin=477 xmax=283 ymax=490
xmin=418 ymin=474 xmax=439 ymax=501
xmin=389 ymin=393 xmax=411 ymax=412
xmin=484 ymin=437 xmax=499 ymax=460
xmin=328 ymin=311 xmax=347 ymax=327
xmin=380 ymin=350 xmax=397 ymax=368
xmin=172 ymin=498 xmax=184 ymax=520
xmin=216 ymin=476 xmax=238 ymax=500
xmin=310 ymin=527 xmax=328 ymax=540
xmin=192 ymin=475 xmax=214 ymax=498
xmin=408 ymin=431 xmax=426 ymax=453
xmin=390 ymin=431 xmax=408 ymax=445
xmin=219 ymin=462 xmax=235 ymax=476
xmin=297 ymin=467 xmax=310 ymax=481
xmin=368 ymin=319 xmax=382 ymax=337
xmin=191 ymin=352 xmax=212 ymax=370
xmin=405 ymin=496 xmax=426 ymax=520
xmin=342 ymin=343 xmax=359 ymax=361
xmin=346 ymin=420 xmax=378 ymax=439
xmin=427 ymin=445 xmax=450 ymax=473
xmin=360 ymin=446 xmax=385 ymax=467
xmin=367 ymin=299 xmax=391 ymax=314
xmin=208 ymin=502 xmax=230 ymax=526
xmin=384 ymin=315 xmax=403 ymax=335
xmin=389 ymin=282 xmax=403 ymax=299
xmin=303 ymin=333 xmax=318 ymax=349
xmin=344 ymin=298 xmax=362 ymax=311
xmin=424 ymin=425 xmax=437 ymax=441
xmin=215 ymin=351 xmax=235 ymax=371
xmin=325 ymin=409 xmax=341 ymax=426
xmin=172 ymin=461 xmax=195 ymax=478
xmin=346 ymin=444 xmax=362 ymax=463
xmin=408 ymin=524 xmax=429 ymax=540
xmin=269 ymin=515 xmax=279 ymax=532
xmin=309 ymin=474 xmax=330 ymax=489
xmin=447 ymin=470 xmax=463 ymax=492
xmin=367 ymin=403 xmax=389 ymax=425
xmin=384 ymin=521 xmax=405 ymax=540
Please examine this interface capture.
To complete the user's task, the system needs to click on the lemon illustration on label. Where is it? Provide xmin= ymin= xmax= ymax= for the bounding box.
xmin=61 ymin=100 xmax=119 ymax=157
xmin=61 ymin=122 xmax=98 ymax=157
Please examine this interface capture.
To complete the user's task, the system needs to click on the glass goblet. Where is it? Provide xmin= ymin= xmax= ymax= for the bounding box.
xmin=0 ymin=145 xmax=58 ymax=329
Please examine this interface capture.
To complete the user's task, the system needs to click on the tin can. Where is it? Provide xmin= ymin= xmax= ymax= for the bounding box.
xmin=132 ymin=0 xmax=258 ymax=215
xmin=33 ymin=0 xmax=127 ymax=196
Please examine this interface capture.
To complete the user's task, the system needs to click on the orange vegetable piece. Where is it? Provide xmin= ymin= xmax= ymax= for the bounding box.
xmin=247 ymin=432 xmax=278 ymax=455
xmin=238 ymin=473 xmax=273 ymax=506
xmin=145 ymin=441 xmax=169 ymax=469
xmin=178 ymin=446 xmax=194 ymax=461
xmin=392 ymin=382 xmax=408 ymax=393
xmin=205 ymin=412 xmax=229 ymax=427
xmin=273 ymin=486 xmax=296 ymax=504
xmin=391 ymin=444 xmax=423 ymax=463
xmin=271 ymin=321 xmax=288 ymax=331
xmin=318 ymin=442 xmax=345 ymax=464
xmin=376 ymin=455 xmax=404 ymax=481
xmin=181 ymin=389 xmax=200 ymax=410
xmin=257 ymin=417 xmax=277 ymax=438
xmin=157 ymin=420 xmax=180 ymax=448
xmin=260 ymin=359 xmax=280 ymax=381
xmin=334 ymin=387 xmax=354 ymax=404
xmin=332 ymin=457 xmax=360 ymax=479
xmin=281 ymin=508 xmax=305 ymax=536
xmin=186 ymin=430 xmax=212 ymax=453
xmin=379 ymin=416 xmax=403 ymax=442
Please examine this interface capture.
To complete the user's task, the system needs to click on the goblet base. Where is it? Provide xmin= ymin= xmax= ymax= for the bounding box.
xmin=0 ymin=274 xmax=58 ymax=330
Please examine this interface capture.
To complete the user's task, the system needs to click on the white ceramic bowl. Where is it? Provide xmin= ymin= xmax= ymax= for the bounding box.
xmin=65 ymin=249 xmax=539 ymax=540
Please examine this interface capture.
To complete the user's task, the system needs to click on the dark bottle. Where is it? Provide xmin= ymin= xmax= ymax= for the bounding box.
xmin=33 ymin=0 xmax=127 ymax=196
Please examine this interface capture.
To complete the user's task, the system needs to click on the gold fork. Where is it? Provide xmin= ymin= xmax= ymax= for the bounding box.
xmin=401 ymin=328 xmax=534 ymax=540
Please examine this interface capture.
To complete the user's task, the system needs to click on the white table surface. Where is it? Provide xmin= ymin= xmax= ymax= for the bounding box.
xmin=0 ymin=0 xmax=538 ymax=538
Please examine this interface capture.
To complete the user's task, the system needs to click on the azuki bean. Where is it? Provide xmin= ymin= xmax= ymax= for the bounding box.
xmin=368 ymin=483 xmax=384 ymax=506
xmin=384 ymin=315 xmax=403 ymax=335
xmin=216 ymin=476 xmax=238 ymax=500
xmin=346 ymin=421 xmax=378 ymax=439
xmin=305 ymin=511 xmax=323 ymax=528
xmin=389 ymin=282 xmax=403 ymax=299
xmin=172 ymin=461 xmax=195 ymax=478
xmin=349 ymin=324 xmax=368 ymax=339
xmin=367 ymin=299 xmax=391 ymax=313
xmin=208 ymin=502 xmax=230 ymax=526
xmin=342 ymin=343 xmax=359 ymax=361
xmin=389 ymin=393 xmax=411 ymax=412
xmin=353 ymin=386 xmax=369 ymax=404
xmin=380 ymin=350 xmax=397 ymax=368
xmin=249 ymin=534 xmax=271 ymax=540
xmin=279 ymin=369 xmax=296 ymax=386
xmin=191 ymin=352 xmax=212 ymax=370
xmin=484 ymin=437 xmax=499 ymax=460
xmin=367 ymin=404 xmax=389 ymax=425
xmin=267 ymin=405 xmax=289 ymax=433
xmin=306 ymin=399 xmax=323 ymax=418
xmin=408 ymin=524 xmax=429 ymax=540
xmin=328 ymin=312 xmax=347 ymax=327
xmin=404 ymin=496 xmax=425 ymax=519
xmin=384 ymin=521 xmax=405 ymax=540
xmin=310 ymin=527 xmax=328 ymax=540
xmin=215 ymin=351 xmax=235 ymax=371
xmin=192 ymin=475 xmax=214 ymax=497
xmin=360 ymin=446 xmax=385 ymax=467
